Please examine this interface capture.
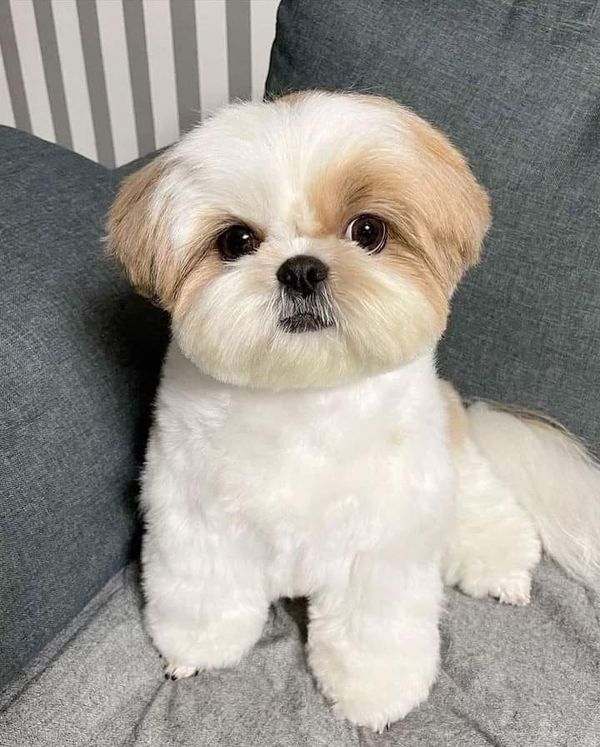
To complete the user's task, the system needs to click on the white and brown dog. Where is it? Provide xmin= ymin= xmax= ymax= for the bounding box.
xmin=108 ymin=91 xmax=600 ymax=731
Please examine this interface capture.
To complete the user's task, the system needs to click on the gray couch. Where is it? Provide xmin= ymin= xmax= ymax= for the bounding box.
xmin=1 ymin=2 xmax=599 ymax=745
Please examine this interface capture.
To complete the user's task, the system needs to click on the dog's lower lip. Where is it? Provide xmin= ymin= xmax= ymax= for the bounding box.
xmin=280 ymin=313 xmax=332 ymax=333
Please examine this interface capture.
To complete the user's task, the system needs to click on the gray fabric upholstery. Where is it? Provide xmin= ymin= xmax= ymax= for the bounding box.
xmin=0 ymin=127 xmax=168 ymax=688
xmin=1 ymin=561 xmax=598 ymax=746
xmin=2 ymin=1 xmax=600 ymax=742
xmin=267 ymin=0 xmax=600 ymax=458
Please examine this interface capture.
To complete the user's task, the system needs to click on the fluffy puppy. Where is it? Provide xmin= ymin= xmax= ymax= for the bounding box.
xmin=107 ymin=91 xmax=600 ymax=731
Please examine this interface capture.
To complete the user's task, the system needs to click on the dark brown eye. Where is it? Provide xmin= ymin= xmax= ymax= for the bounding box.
xmin=217 ymin=224 xmax=260 ymax=261
xmin=345 ymin=214 xmax=388 ymax=253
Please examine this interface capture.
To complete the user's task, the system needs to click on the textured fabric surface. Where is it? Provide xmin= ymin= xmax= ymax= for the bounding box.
xmin=3 ymin=0 xmax=600 ymax=739
xmin=1 ymin=561 xmax=598 ymax=746
xmin=0 ymin=127 xmax=168 ymax=688
xmin=267 ymin=0 xmax=600 ymax=458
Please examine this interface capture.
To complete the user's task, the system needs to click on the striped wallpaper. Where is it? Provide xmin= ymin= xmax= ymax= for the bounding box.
xmin=0 ymin=0 xmax=279 ymax=167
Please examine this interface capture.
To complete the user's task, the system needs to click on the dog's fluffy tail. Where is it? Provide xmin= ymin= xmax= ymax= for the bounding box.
xmin=467 ymin=402 xmax=600 ymax=582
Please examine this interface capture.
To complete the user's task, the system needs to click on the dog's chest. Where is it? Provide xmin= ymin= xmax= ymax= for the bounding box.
xmin=189 ymin=368 xmax=450 ymax=537
xmin=158 ymin=350 xmax=453 ymax=596
xmin=214 ymin=390 xmax=401 ymax=515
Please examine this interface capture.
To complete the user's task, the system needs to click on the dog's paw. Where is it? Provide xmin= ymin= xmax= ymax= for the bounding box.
xmin=330 ymin=683 xmax=427 ymax=732
xmin=453 ymin=568 xmax=532 ymax=606
xmin=443 ymin=509 xmax=540 ymax=607
xmin=309 ymin=642 xmax=437 ymax=731
xmin=488 ymin=573 xmax=531 ymax=606
xmin=163 ymin=661 xmax=199 ymax=681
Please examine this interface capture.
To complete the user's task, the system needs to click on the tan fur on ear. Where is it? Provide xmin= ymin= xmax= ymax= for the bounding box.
xmin=107 ymin=157 xmax=179 ymax=308
xmin=358 ymin=94 xmax=491 ymax=277
xmin=401 ymin=104 xmax=491 ymax=271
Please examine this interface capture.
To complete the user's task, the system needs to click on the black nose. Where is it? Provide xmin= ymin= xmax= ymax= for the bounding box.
xmin=276 ymin=255 xmax=329 ymax=296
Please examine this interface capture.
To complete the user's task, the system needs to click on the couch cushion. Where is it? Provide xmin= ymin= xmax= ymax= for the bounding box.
xmin=1 ymin=561 xmax=598 ymax=746
xmin=0 ymin=127 xmax=168 ymax=687
xmin=266 ymin=0 xmax=600 ymax=457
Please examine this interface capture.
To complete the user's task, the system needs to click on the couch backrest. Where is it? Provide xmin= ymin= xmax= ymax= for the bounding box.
xmin=0 ymin=127 xmax=167 ymax=687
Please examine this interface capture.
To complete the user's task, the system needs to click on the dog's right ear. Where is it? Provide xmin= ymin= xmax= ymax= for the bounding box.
xmin=107 ymin=157 xmax=176 ymax=307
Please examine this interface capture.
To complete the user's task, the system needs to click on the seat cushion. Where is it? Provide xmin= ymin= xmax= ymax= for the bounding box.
xmin=0 ymin=127 xmax=168 ymax=687
xmin=266 ymin=0 xmax=600 ymax=457
xmin=1 ymin=561 xmax=598 ymax=746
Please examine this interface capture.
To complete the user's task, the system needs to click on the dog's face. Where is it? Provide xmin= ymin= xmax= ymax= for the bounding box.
xmin=108 ymin=92 xmax=489 ymax=389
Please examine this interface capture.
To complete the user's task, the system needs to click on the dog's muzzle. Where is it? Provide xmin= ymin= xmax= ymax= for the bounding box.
xmin=277 ymin=255 xmax=334 ymax=333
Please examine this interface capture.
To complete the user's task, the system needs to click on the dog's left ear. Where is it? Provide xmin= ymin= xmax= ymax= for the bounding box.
xmin=356 ymin=94 xmax=490 ymax=292
xmin=107 ymin=157 xmax=179 ymax=308
xmin=403 ymin=106 xmax=491 ymax=276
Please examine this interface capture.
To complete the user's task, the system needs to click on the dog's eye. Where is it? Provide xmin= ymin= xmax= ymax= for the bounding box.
xmin=217 ymin=225 xmax=260 ymax=261
xmin=345 ymin=214 xmax=388 ymax=254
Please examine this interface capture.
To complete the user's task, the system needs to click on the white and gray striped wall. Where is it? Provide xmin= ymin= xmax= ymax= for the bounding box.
xmin=0 ymin=0 xmax=279 ymax=167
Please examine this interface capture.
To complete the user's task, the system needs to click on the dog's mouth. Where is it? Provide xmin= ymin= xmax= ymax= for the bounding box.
xmin=279 ymin=312 xmax=333 ymax=333
xmin=278 ymin=289 xmax=335 ymax=333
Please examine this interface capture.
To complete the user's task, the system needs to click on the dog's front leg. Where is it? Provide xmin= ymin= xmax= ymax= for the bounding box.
xmin=142 ymin=520 xmax=269 ymax=680
xmin=307 ymin=549 xmax=442 ymax=731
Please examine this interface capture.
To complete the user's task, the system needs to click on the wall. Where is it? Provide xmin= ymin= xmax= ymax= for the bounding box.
xmin=0 ymin=0 xmax=279 ymax=167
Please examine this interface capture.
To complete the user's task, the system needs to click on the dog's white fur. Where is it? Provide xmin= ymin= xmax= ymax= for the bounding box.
xmin=108 ymin=92 xmax=600 ymax=731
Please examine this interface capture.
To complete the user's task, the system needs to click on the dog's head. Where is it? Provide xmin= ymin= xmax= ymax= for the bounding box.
xmin=107 ymin=92 xmax=489 ymax=389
